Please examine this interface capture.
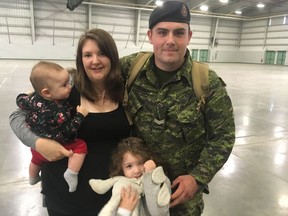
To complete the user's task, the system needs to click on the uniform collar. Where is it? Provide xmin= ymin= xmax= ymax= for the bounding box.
xmin=141 ymin=49 xmax=193 ymax=87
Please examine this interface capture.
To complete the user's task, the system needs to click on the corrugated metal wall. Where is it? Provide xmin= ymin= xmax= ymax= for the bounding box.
xmin=0 ymin=0 xmax=287 ymax=64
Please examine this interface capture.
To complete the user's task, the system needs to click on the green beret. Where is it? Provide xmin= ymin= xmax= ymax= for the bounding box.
xmin=149 ymin=1 xmax=191 ymax=29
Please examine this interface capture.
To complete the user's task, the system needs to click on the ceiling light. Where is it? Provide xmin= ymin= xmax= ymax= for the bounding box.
xmin=257 ymin=3 xmax=265 ymax=8
xmin=155 ymin=0 xmax=163 ymax=6
xmin=235 ymin=10 xmax=242 ymax=15
xmin=219 ymin=0 xmax=229 ymax=3
xmin=200 ymin=5 xmax=208 ymax=11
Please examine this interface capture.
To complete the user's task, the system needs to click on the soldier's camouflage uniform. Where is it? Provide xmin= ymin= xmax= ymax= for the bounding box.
xmin=120 ymin=50 xmax=235 ymax=216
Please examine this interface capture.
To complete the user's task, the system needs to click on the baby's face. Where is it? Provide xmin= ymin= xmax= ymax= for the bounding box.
xmin=48 ymin=69 xmax=71 ymax=100
xmin=122 ymin=152 xmax=145 ymax=179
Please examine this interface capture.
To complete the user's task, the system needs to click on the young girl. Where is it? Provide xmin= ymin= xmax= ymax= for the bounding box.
xmin=90 ymin=137 xmax=171 ymax=216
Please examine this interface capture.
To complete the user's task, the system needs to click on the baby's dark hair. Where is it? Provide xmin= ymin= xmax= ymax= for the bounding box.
xmin=109 ymin=137 xmax=153 ymax=177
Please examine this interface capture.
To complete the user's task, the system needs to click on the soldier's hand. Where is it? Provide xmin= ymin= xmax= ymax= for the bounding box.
xmin=170 ymin=175 xmax=199 ymax=207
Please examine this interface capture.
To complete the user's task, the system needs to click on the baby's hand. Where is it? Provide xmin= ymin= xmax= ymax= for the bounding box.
xmin=76 ymin=105 xmax=89 ymax=117
xmin=143 ymin=159 xmax=156 ymax=172
xmin=25 ymin=90 xmax=34 ymax=96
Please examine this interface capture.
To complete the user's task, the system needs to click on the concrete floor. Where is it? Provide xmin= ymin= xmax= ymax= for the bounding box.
xmin=1 ymin=60 xmax=288 ymax=216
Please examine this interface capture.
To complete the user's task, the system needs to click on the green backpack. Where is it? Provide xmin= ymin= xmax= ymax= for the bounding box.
xmin=123 ymin=52 xmax=210 ymax=125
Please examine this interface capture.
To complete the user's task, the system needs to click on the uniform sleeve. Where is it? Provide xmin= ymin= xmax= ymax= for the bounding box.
xmin=9 ymin=109 xmax=40 ymax=149
xmin=191 ymin=69 xmax=235 ymax=186
xmin=120 ymin=53 xmax=138 ymax=78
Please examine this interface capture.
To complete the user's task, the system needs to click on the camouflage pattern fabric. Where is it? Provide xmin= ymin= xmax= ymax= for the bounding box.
xmin=120 ymin=50 xmax=235 ymax=215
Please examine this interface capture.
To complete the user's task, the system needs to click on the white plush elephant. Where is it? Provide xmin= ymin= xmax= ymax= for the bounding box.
xmin=89 ymin=166 xmax=171 ymax=216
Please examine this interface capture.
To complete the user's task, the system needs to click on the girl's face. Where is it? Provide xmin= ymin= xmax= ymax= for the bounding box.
xmin=122 ymin=152 xmax=145 ymax=179
xmin=81 ymin=39 xmax=111 ymax=87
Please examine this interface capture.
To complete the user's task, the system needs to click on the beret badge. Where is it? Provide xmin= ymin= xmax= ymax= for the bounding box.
xmin=181 ymin=4 xmax=188 ymax=18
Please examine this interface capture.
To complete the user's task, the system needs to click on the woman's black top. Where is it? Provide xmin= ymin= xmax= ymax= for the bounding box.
xmin=41 ymin=86 xmax=131 ymax=215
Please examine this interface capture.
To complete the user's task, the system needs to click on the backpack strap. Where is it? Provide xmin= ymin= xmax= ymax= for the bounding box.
xmin=123 ymin=55 xmax=209 ymax=125
xmin=127 ymin=52 xmax=152 ymax=89
xmin=123 ymin=52 xmax=151 ymax=107
xmin=123 ymin=52 xmax=151 ymax=125
xmin=191 ymin=61 xmax=209 ymax=111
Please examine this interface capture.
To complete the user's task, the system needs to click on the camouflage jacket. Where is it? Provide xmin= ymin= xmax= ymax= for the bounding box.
xmin=120 ymin=51 xmax=235 ymax=187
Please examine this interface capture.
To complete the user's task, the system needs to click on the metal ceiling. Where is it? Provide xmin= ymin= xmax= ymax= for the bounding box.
xmin=82 ymin=0 xmax=288 ymax=20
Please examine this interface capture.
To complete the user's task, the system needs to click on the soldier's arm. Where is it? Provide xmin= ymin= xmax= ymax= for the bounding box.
xmin=119 ymin=53 xmax=138 ymax=78
xmin=191 ymin=69 xmax=236 ymax=186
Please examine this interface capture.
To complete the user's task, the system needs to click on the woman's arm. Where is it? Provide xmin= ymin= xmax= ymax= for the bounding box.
xmin=9 ymin=109 xmax=39 ymax=149
xmin=9 ymin=109 xmax=73 ymax=161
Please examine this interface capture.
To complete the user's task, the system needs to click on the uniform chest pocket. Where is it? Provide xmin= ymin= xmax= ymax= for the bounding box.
xmin=127 ymin=90 xmax=143 ymax=120
xmin=176 ymin=108 xmax=206 ymax=142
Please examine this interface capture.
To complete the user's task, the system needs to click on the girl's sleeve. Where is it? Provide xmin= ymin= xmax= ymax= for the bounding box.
xmin=116 ymin=207 xmax=131 ymax=216
xmin=9 ymin=109 xmax=40 ymax=149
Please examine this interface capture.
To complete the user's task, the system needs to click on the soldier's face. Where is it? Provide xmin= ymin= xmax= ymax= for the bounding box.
xmin=147 ymin=22 xmax=192 ymax=71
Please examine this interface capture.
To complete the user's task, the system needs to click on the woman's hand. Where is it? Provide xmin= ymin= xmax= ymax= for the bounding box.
xmin=35 ymin=138 xmax=73 ymax=161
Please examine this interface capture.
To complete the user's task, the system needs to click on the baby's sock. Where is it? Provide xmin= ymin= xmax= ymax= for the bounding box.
xmin=64 ymin=168 xmax=78 ymax=192
xmin=29 ymin=175 xmax=41 ymax=185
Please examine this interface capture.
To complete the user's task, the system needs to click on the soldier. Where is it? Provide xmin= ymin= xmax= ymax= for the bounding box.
xmin=120 ymin=1 xmax=235 ymax=215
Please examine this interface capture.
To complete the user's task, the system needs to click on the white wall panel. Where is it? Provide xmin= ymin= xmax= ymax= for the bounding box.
xmin=268 ymin=25 xmax=288 ymax=31
xmin=241 ymin=40 xmax=264 ymax=45
xmin=241 ymin=33 xmax=265 ymax=39
xmin=270 ymin=17 xmax=285 ymax=25
xmin=6 ymin=26 xmax=30 ymax=35
xmin=266 ymin=38 xmax=288 ymax=45
xmin=242 ymin=20 xmax=267 ymax=27
xmin=268 ymin=31 xmax=288 ymax=38
xmin=241 ymin=26 xmax=266 ymax=33
xmin=0 ymin=0 xmax=287 ymax=64
xmin=190 ymin=38 xmax=210 ymax=45
xmin=6 ymin=35 xmax=31 ymax=43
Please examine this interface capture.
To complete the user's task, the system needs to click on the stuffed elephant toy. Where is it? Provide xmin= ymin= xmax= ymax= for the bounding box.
xmin=89 ymin=166 xmax=171 ymax=216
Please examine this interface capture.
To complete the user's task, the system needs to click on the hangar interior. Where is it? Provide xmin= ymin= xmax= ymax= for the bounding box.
xmin=0 ymin=1 xmax=288 ymax=216
xmin=0 ymin=0 xmax=288 ymax=64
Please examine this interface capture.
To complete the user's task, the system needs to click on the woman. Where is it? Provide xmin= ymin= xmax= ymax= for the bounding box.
xmin=10 ymin=29 xmax=131 ymax=215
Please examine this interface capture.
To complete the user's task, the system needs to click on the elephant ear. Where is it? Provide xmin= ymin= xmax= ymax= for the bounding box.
xmin=89 ymin=177 xmax=122 ymax=194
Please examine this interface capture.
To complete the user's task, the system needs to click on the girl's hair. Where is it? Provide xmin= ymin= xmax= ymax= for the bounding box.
xmin=66 ymin=67 xmax=77 ymax=86
xmin=66 ymin=67 xmax=77 ymax=77
xmin=109 ymin=137 xmax=153 ymax=177
xmin=74 ymin=28 xmax=124 ymax=103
